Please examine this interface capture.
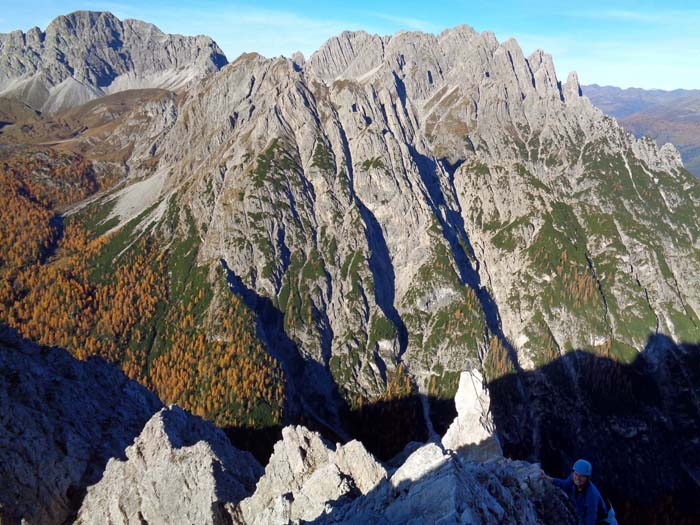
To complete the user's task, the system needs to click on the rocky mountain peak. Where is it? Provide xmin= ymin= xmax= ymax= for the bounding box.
xmin=0 ymin=10 xmax=228 ymax=112
xmin=46 ymin=10 xmax=119 ymax=34
xmin=303 ymin=26 xmax=580 ymax=109
xmin=305 ymin=30 xmax=386 ymax=82
xmin=564 ymin=70 xmax=582 ymax=99
xmin=77 ymin=405 xmax=263 ymax=525
xmin=438 ymin=23 xmax=478 ymax=40
xmin=100 ymin=19 xmax=699 ymax=426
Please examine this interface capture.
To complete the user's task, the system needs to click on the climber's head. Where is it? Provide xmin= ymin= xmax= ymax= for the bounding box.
xmin=572 ymin=459 xmax=592 ymax=487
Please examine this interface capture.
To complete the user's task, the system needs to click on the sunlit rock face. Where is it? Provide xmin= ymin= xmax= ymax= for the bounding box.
xmin=107 ymin=20 xmax=700 ymax=431
xmin=56 ymin=371 xmax=572 ymax=525
xmin=0 ymin=10 xmax=227 ymax=112
xmin=77 ymin=406 xmax=263 ymax=525
xmin=442 ymin=369 xmax=502 ymax=461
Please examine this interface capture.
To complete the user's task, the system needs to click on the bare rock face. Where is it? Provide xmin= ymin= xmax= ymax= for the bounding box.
xmin=442 ymin=369 xmax=502 ymax=461
xmin=77 ymin=405 xmax=263 ymax=525
xmin=319 ymin=444 xmax=576 ymax=525
xmin=103 ymin=22 xmax=700 ymax=434
xmin=0 ymin=326 xmax=162 ymax=525
xmin=234 ymin=425 xmax=387 ymax=524
xmin=0 ymin=10 xmax=227 ymax=112
xmin=232 ymin=422 xmax=573 ymax=524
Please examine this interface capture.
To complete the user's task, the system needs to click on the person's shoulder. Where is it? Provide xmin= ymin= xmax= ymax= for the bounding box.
xmin=587 ymin=480 xmax=603 ymax=500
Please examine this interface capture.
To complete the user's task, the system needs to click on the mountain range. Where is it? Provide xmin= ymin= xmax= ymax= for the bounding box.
xmin=584 ymin=84 xmax=700 ymax=177
xmin=1 ymin=11 xmax=699 ymax=524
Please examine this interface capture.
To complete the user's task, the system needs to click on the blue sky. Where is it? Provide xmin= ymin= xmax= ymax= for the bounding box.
xmin=1 ymin=1 xmax=699 ymax=90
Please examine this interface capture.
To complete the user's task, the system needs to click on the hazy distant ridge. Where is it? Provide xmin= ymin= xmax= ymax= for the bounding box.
xmin=584 ymin=84 xmax=700 ymax=176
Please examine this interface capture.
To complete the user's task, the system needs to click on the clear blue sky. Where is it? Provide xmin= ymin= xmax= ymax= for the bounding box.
xmin=1 ymin=1 xmax=699 ymax=90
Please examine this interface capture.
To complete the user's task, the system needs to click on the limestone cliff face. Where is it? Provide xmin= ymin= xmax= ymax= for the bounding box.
xmin=0 ymin=11 xmax=227 ymax=112
xmin=93 ymin=24 xmax=700 ymax=427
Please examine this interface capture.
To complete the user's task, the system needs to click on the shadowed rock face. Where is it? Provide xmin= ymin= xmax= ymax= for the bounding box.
xmin=0 ymin=325 xmax=163 ymax=524
xmin=0 ymin=10 xmax=227 ymax=112
xmin=488 ymin=336 xmax=700 ymax=524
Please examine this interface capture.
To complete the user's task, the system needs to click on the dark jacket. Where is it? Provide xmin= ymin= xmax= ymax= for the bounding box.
xmin=553 ymin=475 xmax=608 ymax=525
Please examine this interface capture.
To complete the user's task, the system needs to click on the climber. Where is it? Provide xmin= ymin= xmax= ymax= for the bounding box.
xmin=546 ymin=459 xmax=613 ymax=525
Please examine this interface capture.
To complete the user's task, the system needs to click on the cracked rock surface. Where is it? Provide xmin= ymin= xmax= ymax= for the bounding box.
xmin=0 ymin=11 xmax=227 ymax=112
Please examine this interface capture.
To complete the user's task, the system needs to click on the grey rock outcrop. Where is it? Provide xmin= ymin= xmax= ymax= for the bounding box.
xmin=317 ymin=445 xmax=576 ymax=524
xmin=442 ymin=369 xmax=502 ymax=461
xmin=3 ymin=16 xmax=700 ymax=524
xmin=234 ymin=425 xmax=387 ymax=524
xmin=0 ymin=326 xmax=163 ymax=525
xmin=77 ymin=405 xmax=263 ymax=525
xmin=0 ymin=10 xmax=227 ymax=112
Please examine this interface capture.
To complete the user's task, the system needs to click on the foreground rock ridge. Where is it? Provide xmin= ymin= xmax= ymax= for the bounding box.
xmin=0 ymin=10 xmax=227 ymax=112
xmin=75 ymin=362 xmax=574 ymax=524
xmin=1 ymin=332 xmax=575 ymax=524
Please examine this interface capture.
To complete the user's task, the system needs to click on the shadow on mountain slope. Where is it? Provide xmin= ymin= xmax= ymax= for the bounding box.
xmin=220 ymin=259 xmax=431 ymax=462
xmin=226 ymin=393 xmax=432 ymax=465
xmin=408 ymin=143 xmax=523 ymax=374
xmin=0 ymin=324 xmax=163 ymax=524
xmin=4 ymin=314 xmax=700 ymax=524
xmin=356 ymin=199 xmax=409 ymax=358
xmin=220 ymin=258 xmax=349 ymax=436
xmin=488 ymin=333 xmax=700 ymax=525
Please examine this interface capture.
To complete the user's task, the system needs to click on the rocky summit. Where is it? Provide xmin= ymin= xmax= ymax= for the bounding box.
xmin=76 ymin=405 xmax=263 ymax=525
xmin=0 ymin=11 xmax=227 ymax=112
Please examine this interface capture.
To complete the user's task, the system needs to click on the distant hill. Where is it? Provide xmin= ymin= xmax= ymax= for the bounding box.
xmin=584 ymin=84 xmax=700 ymax=176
